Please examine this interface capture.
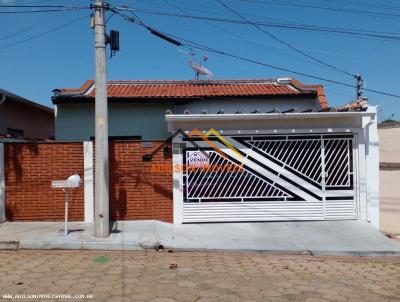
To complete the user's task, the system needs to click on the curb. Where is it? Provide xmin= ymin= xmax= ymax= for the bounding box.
xmin=5 ymin=240 xmax=400 ymax=257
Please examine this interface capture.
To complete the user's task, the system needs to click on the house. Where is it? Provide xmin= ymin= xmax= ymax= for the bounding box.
xmin=48 ymin=78 xmax=379 ymax=228
xmin=0 ymin=88 xmax=54 ymax=141
xmin=52 ymin=78 xmax=327 ymax=141
xmin=378 ymin=121 xmax=400 ymax=235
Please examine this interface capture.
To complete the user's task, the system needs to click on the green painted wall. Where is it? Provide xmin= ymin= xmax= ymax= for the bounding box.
xmin=55 ymin=103 xmax=173 ymax=141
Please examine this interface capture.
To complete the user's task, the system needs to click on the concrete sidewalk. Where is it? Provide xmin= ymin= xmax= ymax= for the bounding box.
xmin=1 ymin=220 xmax=400 ymax=256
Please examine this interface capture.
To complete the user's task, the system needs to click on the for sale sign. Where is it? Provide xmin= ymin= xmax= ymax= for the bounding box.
xmin=187 ymin=151 xmax=210 ymax=167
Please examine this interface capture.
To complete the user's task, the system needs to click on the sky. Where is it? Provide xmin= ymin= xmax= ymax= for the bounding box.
xmin=1 ymin=0 xmax=400 ymax=122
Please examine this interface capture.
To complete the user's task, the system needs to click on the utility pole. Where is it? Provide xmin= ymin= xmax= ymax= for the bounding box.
xmin=93 ymin=0 xmax=109 ymax=238
xmin=355 ymin=74 xmax=363 ymax=100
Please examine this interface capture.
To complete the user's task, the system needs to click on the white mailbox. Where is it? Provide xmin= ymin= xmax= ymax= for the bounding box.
xmin=51 ymin=174 xmax=81 ymax=236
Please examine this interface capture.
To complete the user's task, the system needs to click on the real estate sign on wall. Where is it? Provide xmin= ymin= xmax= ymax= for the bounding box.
xmin=187 ymin=151 xmax=210 ymax=168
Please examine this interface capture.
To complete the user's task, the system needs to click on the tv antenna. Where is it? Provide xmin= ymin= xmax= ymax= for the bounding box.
xmin=179 ymin=50 xmax=214 ymax=80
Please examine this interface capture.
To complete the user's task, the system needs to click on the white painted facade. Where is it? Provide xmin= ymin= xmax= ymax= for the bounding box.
xmin=166 ymin=107 xmax=380 ymax=228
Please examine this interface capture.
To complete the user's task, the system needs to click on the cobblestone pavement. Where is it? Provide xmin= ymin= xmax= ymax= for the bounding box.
xmin=0 ymin=251 xmax=399 ymax=302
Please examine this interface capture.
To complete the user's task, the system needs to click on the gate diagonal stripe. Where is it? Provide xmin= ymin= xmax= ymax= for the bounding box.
xmin=229 ymin=138 xmax=321 ymax=201
xmin=185 ymin=150 xmax=291 ymax=200
xmin=325 ymin=139 xmax=347 ymax=169
xmin=188 ymin=153 xmax=219 ymax=197
xmin=181 ymin=133 xmax=356 ymax=223
xmin=248 ymin=139 xmax=323 ymax=185
xmin=302 ymin=141 xmax=321 ymax=176
xmin=196 ymin=155 xmax=225 ymax=198
xmin=326 ymin=141 xmax=350 ymax=186
xmin=207 ymin=158 xmax=229 ymax=197
xmin=287 ymin=140 xmax=303 ymax=166
xmin=212 ymin=160 xmax=232 ymax=197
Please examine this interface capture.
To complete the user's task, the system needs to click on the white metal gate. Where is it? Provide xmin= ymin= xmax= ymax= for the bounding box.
xmin=181 ymin=133 xmax=357 ymax=223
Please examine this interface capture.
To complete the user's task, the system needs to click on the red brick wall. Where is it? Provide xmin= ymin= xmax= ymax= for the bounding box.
xmin=109 ymin=141 xmax=173 ymax=222
xmin=3 ymin=141 xmax=173 ymax=222
xmin=4 ymin=143 xmax=84 ymax=221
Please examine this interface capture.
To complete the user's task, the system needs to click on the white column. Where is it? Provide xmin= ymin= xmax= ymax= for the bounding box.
xmin=0 ymin=143 xmax=5 ymax=223
xmin=364 ymin=107 xmax=380 ymax=228
xmin=357 ymin=131 xmax=368 ymax=222
xmin=172 ymin=135 xmax=183 ymax=224
xmin=84 ymin=141 xmax=94 ymax=222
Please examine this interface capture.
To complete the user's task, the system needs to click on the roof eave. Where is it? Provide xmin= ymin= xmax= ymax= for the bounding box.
xmin=165 ymin=110 xmax=375 ymax=122
xmin=52 ymin=93 xmax=319 ymax=104
xmin=0 ymin=88 xmax=53 ymax=113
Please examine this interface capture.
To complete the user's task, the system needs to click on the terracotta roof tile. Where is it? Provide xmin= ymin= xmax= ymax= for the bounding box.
xmin=88 ymin=82 xmax=305 ymax=98
xmin=54 ymin=78 xmax=328 ymax=107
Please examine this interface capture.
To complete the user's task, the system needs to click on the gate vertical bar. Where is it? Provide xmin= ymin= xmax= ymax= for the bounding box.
xmin=320 ymin=135 xmax=327 ymax=219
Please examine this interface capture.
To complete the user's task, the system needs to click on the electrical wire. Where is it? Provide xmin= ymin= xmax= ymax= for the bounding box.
xmin=0 ymin=8 xmax=87 ymax=14
xmin=113 ymin=8 xmax=400 ymax=99
xmin=146 ymin=0 xmax=400 ymax=31
xmin=0 ymin=4 xmax=89 ymax=13
xmin=162 ymin=0 xmax=341 ymax=72
xmin=117 ymin=8 xmax=400 ymax=42
xmin=0 ymin=14 xmax=89 ymax=51
xmin=317 ymin=0 xmax=400 ymax=11
xmin=215 ymin=0 xmax=354 ymax=77
xmin=238 ymin=0 xmax=400 ymax=19
xmin=0 ymin=5 xmax=88 ymax=8
xmin=178 ymin=36 xmax=400 ymax=98
xmin=0 ymin=24 xmax=38 ymax=41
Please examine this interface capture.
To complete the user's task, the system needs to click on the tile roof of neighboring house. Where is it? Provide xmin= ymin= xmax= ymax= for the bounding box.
xmin=53 ymin=78 xmax=328 ymax=108
xmin=0 ymin=88 xmax=53 ymax=114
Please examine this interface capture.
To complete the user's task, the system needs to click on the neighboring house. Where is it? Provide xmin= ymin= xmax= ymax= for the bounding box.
xmin=50 ymin=78 xmax=379 ymax=228
xmin=52 ymin=78 xmax=327 ymax=141
xmin=378 ymin=121 xmax=400 ymax=235
xmin=0 ymin=88 xmax=54 ymax=141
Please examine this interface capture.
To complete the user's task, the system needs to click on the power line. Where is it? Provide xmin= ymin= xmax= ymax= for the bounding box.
xmin=0 ymin=24 xmax=38 ymax=41
xmin=162 ymin=0 xmax=343 ymax=72
xmin=215 ymin=0 xmax=354 ymax=77
xmin=118 ymin=8 xmax=400 ymax=42
xmin=0 ymin=14 xmax=88 ymax=51
xmin=0 ymin=8 xmax=87 ymax=13
xmin=238 ymin=0 xmax=400 ymax=19
xmin=113 ymin=8 xmax=400 ymax=99
xmin=0 ymin=4 xmax=89 ymax=13
xmin=178 ymin=36 xmax=400 ymax=98
xmin=316 ymin=0 xmax=400 ymax=11
xmin=161 ymin=0 xmax=400 ymax=37
xmin=152 ymin=0 xmax=400 ymax=30
xmin=0 ymin=5 xmax=88 ymax=8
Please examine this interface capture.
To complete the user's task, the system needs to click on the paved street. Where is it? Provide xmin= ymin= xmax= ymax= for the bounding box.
xmin=0 ymin=251 xmax=399 ymax=302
